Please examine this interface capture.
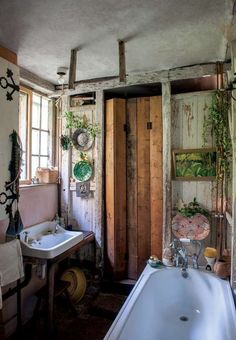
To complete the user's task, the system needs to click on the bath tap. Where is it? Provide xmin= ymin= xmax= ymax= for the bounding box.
xmin=190 ymin=240 xmax=202 ymax=269
xmin=23 ymin=231 xmax=29 ymax=243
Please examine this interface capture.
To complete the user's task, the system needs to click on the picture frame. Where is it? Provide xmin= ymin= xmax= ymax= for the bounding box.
xmin=172 ymin=148 xmax=217 ymax=181
xmin=76 ymin=181 xmax=90 ymax=198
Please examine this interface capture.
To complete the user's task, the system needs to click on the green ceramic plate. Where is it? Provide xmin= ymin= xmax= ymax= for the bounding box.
xmin=73 ymin=161 xmax=93 ymax=182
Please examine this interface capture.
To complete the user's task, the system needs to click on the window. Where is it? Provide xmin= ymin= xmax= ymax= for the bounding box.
xmin=19 ymin=87 xmax=54 ymax=182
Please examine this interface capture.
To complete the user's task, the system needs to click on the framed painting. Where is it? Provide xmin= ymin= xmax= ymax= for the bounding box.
xmin=172 ymin=148 xmax=217 ymax=181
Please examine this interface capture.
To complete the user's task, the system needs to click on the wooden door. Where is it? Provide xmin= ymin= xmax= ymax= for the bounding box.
xmin=105 ymin=98 xmax=127 ymax=279
xmin=127 ymin=96 xmax=163 ymax=278
xmin=105 ymin=96 xmax=163 ymax=280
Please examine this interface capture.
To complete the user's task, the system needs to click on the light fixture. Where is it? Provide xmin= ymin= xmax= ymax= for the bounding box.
xmin=57 ymin=67 xmax=68 ymax=85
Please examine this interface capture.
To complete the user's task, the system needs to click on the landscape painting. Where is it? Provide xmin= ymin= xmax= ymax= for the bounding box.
xmin=172 ymin=148 xmax=217 ymax=180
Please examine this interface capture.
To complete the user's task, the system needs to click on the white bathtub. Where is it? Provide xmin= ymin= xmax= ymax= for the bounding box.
xmin=104 ymin=266 xmax=236 ymax=340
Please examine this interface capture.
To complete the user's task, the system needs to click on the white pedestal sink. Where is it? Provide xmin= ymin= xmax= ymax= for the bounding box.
xmin=19 ymin=221 xmax=84 ymax=259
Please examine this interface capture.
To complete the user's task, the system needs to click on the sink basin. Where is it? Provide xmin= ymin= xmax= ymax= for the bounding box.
xmin=19 ymin=221 xmax=84 ymax=259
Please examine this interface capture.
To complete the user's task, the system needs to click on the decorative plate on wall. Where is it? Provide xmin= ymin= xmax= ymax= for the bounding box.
xmin=72 ymin=128 xmax=94 ymax=151
xmin=73 ymin=160 xmax=93 ymax=182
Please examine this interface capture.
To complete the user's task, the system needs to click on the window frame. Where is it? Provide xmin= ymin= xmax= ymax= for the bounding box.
xmin=19 ymin=86 xmax=54 ymax=184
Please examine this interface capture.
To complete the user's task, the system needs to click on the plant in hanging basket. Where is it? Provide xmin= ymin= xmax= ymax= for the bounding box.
xmin=60 ymin=134 xmax=71 ymax=150
xmin=172 ymin=198 xmax=211 ymax=240
xmin=63 ymin=111 xmax=101 ymax=138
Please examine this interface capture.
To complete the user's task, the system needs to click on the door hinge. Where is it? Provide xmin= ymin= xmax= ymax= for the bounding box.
xmin=147 ymin=121 xmax=152 ymax=129
xmin=123 ymin=123 xmax=130 ymax=133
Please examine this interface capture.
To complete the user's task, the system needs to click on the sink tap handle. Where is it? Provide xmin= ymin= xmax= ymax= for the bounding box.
xmin=23 ymin=231 xmax=29 ymax=243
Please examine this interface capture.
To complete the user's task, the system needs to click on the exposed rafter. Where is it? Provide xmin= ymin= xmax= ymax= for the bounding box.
xmin=118 ymin=40 xmax=126 ymax=83
xmin=68 ymin=48 xmax=79 ymax=90
xmin=19 ymin=67 xmax=55 ymax=94
xmin=52 ymin=62 xmax=230 ymax=97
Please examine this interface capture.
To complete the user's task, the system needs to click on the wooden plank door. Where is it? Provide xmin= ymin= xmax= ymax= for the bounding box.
xmin=127 ymin=96 xmax=163 ymax=279
xmin=105 ymin=96 xmax=163 ymax=280
xmin=105 ymin=98 xmax=127 ymax=279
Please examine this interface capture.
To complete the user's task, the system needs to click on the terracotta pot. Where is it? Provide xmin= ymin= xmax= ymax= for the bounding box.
xmin=214 ymin=260 xmax=231 ymax=279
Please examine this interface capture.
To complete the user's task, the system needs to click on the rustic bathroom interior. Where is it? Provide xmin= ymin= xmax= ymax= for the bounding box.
xmin=0 ymin=1 xmax=236 ymax=339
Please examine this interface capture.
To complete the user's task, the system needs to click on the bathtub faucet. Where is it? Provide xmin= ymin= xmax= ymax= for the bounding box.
xmin=170 ymin=239 xmax=188 ymax=269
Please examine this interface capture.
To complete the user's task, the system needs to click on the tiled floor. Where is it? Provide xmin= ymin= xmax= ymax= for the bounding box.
xmin=10 ymin=275 xmax=133 ymax=340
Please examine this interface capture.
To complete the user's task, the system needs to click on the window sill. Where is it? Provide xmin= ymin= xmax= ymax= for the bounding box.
xmin=19 ymin=183 xmax=58 ymax=188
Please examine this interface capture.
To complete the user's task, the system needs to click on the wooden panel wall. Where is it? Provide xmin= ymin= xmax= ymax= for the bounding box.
xmin=126 ymin=99 xmax=138 ymax=278
xmin=137 ymin=97 xmax=151 ymax=274
xmin=171 ymin=91 xmax=216 ymax=256
xmin=150 ymin=96 xmax=163 ymax=257
xmin=171 ymin=91 xmax=215 ymax=211
xmin=105 ymin=98 xmax=126 ymax=279
xmin=127 ymin=96 xmax=163 ymax=278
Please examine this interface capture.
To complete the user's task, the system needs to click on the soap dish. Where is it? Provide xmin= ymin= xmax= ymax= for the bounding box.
xmin=148 ymin=256 xmax=162 ymax=267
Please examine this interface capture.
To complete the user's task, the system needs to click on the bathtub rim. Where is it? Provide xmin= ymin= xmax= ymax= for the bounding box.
xmin=104 ymin=265 xmax=236 ymax=340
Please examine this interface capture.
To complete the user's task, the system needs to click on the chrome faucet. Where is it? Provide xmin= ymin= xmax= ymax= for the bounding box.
xmin=23 ymin=231 xmax=29 ymax=243
xmin=190 ymin=240 xmax=202 ymax=269
xmin=170 ymin=239 xmax=188 ymax=268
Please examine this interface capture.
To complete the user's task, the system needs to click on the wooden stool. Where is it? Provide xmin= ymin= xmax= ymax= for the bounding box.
xmin=33 ymin=279 xmax=77 ymax=325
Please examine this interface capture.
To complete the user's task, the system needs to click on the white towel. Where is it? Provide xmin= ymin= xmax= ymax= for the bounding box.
xmin=0 ymin=239 xmax=24 ymax=309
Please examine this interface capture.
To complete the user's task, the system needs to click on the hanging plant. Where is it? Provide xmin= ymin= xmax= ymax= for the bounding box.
xmin=60 ymin=134 xmax=72 ymax=150
xmin=176 ymin=197 xmax=211 ymax=218
xmin=63 ymin=111 xmax=101 ymax=138
xmin=202 ymin=90 xmax=232 ymax=181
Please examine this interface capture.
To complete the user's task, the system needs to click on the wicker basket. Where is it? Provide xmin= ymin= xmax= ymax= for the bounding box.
xmin=36 ymin=167 xmax=58 ymax=184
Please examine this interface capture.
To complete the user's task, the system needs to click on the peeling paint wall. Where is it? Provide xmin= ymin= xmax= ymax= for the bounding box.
xmin=171 ymin=91 xmax=219 ymax=261
xmin=59 ymin=97 xmax=104 ymax=266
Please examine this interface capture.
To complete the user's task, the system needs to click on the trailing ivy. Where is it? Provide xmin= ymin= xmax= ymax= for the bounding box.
xmin=202 ymin=90 xmax=232 ymax=180
xmin=177 ymin=197 xmax=211 ymax=218
xmin=63 ymin=111 xmax=101 ymax=138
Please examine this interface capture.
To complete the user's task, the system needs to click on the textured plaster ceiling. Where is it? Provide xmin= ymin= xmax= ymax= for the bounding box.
xmin=0 ymin=0 xmax=234 ymax=85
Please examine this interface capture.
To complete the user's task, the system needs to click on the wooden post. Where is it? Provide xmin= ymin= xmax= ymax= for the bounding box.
xmin=94 ymin=90 xmax=105 ymax=270
xmin=230 ymin=89 xmax=236 ymax=288
xmin=118 ymin=40 xmax=126 ymax=83
xmin=162 ymin=82 xmax=172 ymax=251
xmin=69 ymin=48 xmax=78 ymax=90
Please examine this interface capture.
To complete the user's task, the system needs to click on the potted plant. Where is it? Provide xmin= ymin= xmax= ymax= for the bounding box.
xmin=172 ymin=198 xmax=211 ymax=240
xmin=60 ymin=134 xmax=71 ymax=150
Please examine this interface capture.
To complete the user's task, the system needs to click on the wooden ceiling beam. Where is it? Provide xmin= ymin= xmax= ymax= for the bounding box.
xmin=69 ymin=48 xmax=79 ymax=90
xmin=20 ymin=67 xmax=55 ymax=94
xmin=118 ymin=40 xmax=126 ymax=83
xmin=52 ymin=62 xmax=230 ymax=97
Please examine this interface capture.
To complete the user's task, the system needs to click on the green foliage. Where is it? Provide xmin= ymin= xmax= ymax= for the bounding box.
xmin=202 ymin=90 xmax=232 ymax=180
xmin=176 ymin=153 xmax=216 ymax=178
xmin=63 ymin=111 xmax=101 ymax=138
xmin=177 ymin=197 xmax=211 ymax=218
xmin=60 ymin=134 xmax=72 ymax=150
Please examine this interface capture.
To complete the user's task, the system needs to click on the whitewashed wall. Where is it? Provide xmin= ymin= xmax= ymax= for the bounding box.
xmin=60 ymin=99 xmax=103 ymax=263
xmin=171 ymin=91 xmax=216 ymax=211
xmin=171 ymin=91 xmax=218 ymax=256
xmin=0 ymin=56 xmax=19 ymax=219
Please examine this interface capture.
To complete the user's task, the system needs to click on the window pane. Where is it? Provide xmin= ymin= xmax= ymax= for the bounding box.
xmin=40 ymin=156 xmax=48 ymax=168
xmin=32 ymin=156 xmax=39 ymax=177
xmin=32 ymin=94 xmax=41 ymax=128
xmin=19 ymin=92 xmax=28 ymax=180
xmin=41 ymin=98 xmax=49 ymax=130
xmin=40 ymin=131 xmax=48 ymax=155
xmin=32 ymin=129 xmax=39 ymax=154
